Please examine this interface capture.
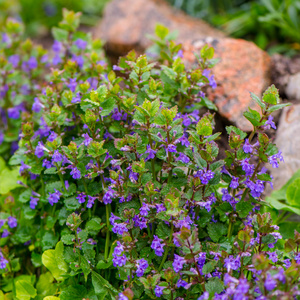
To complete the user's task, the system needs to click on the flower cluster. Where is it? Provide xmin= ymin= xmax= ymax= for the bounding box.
xmin=0 ymin=10 xmax=298 ymax=300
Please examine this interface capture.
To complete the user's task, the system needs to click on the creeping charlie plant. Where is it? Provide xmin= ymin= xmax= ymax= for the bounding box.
xmin=0 ymin=9 xmax=299 ymax=300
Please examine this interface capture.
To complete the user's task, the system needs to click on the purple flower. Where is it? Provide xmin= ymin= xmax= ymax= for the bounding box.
xmin=103 ymin=186 xmax=116 ymax=205
xmin=8 ymin=54 xmax=20 ymax=68
xmin=203 ymin=69 xmax=217 ymax=89
xmin=112 ymin=108 xmax=122 ymax=121
xmin=52 ymin=150 xmax=63 ymax=163
xmin=7 ymin=216 xmax=17 ymax=228
xmin=144 ymin=145 xmax=157 ymax=161
xmin=0 ymin=256 xmax=9 ymax=269
xmin=156 ymin=204 xmax=166 ymax=213
xmin=2 ymin=229 xmax=10 ymax=238
xmin=177 ymin=136 xmax=190 ymax=147
xmin=0 ymin=131 xmax=3 ymax=145
xmin=70 ymin=167 xmax=81 ymax=179
xmin=136 ymin=258 xmax=148 ymax=277
xmin=241 ymin=158 xmax=255 ymax=176
xmin=0 ymin=219 xmax=5 ymax=229
xmin=230 ymin=176 xmax=239 ymax=189
xmin=68 ymin=78 xmax=77 ymax=92
xmin=154 ymin=286 xmax=165 ymax=297
xmin=113 ymin=254 xmax=127 ymax=267
xmin=30 ymin=197 xmax=39 ymax=209
xmin=177 ymin=152 xmax=190 ymax=164
xmin=224 ymin=255 xmax=241 ymax=272
xmin=196 ymin=252 xmax=206 ymax=268
xmin=72 ymin=55 xmax=84 ymax=68
xmin=264 ymin=273 xmax=277 ymax=291
xmin=173 ymin=254 xmax=185 ymax=273
xmin=133 ymin=215 xmax=147 ymax=230
xmin=236 ymin=278 xmax=250 ymax=294
xmin=82 ymin=133 xmax=92 ymax=146
xmin=243 ymin=138 xmax=253 ymax=154
xmin=52 ymin=55 xmax=62 ymax=65
xmin=151 ymin=235 xmax=165 ymax=256
xmin=264 ymin=115 xmax=276 ymax=130
xmin=48 ymin=131 xmax=58 ymax=142
xmin=77 ymin=193 xmax=86 ymax=204
xmin=72 ymin=92 xmax=81 ymax=103
xmin=118 ymin=293 xmax=128 ymax=300
xmin=167 ymin=144 xmax=177 ymax=153
xmin=42 ymin=159 xmax=52 ymax=169
xmin=182 ymin=114 xmax=191 ymax=127
xmin=48 ymin=189 xmax=62 ymax=206
xmin=195 ymin=169 xmax=215 ymax=184
xmin=35 ymin=142 xmax=45 ymax=158
xmin=20 ymin=161 xmax=30 ymax=174
xmin=7 ymin=107 xmax=20 ymax=119
xmin=87 ymin=196 xmax=96 ymax=208
xmin=268 ymin=151 xmax=284 ymax=168
xmin=32 ymin=97 xmax=43 ymax=113
xmin=74 ymin=38 xmax=87 ymax=50
xmin=52 ymin=40 xmax=62 ymax=52
xmin=27 ymin=57 xmax=38 ymax=70
xmin=140 ymin=203 xmax=150 ymax=217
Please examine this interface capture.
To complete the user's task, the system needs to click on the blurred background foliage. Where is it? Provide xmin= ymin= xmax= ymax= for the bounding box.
xmin=0 ymin=0 xmax=110 ymax=37
xmin=1 ymin=0 xmax=300 ymax=55
xmin=167 ymin=0 xmax=300 ymax=55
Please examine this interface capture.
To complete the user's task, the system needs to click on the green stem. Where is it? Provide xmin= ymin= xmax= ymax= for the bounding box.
xmin=227 ymin=218 xmax=233 ymax=239
xmin=104 ymin=204 xmax=111 ymax=260
xmin=158 ymin=222 xmax=174 ymax=271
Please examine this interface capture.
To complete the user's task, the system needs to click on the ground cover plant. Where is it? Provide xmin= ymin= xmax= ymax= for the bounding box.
xmin=1 ymin=10 xmax=300 ymax=300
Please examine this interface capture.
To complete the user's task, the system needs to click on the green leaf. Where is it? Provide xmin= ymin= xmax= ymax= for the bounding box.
xmin=250 ymin=92 xmax=266 ymax=109
xmin=155 ymin=24 xmax=169 ymax=39
xmin=243 ymin=108 xmax=261 ymax=126
xmin=156 ymin=222 xmax=171 ymax=240
xmin=92 ymin=271 xmax=118 ymax=297
xmin=236 ymin=201 xmax=253 ymax=218
xmin=207 ymin=222 xmax=227 ymax=242
xmin=225 ymin=126 xmax=247 ymax=139
xmin=202 ymin=261 xmax=217 ymax=275
xmin=51 ymin=27 xmax=69 ymax=41
xmin=268 ymin=103 xmax=290 ymax=113
xmin=205 ymin=277 xmax=224 ymax=295
xmin=42 ymin=243 xmax=67 ymax=282
xmin=60 ymin=285 xmax=87 ymax=300
xmin=100 ymin=97 xmax=115 ymax=117
xmin=15 ymin=280 xmax=37 ymax=300
xmin=286 ymin=178 xmax=300 ymax=207
xmin=86 ymin=217 xmax=102 ymax=231
xmin=196 ymin=115 xmax=213 ymax=136
xmin=262 ymin=84 xmax=279 ymax=105
xmin=36 ymin=272 xmax=56 ymax=297
xmin=42 ymin=232 xmax=58 ymax=250
xmin=0 ymin=167 xmax=22 ymax=194
xmin=64 ymin=196 xmax=81 ymax=210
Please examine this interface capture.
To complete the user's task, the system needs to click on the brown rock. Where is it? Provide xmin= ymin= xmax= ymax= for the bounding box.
xmin=93 ymin=0 xmax=225 ymax=57
xmin=182 ymin=38 xmax=271 ymax=131
xmin=267 ymin=104 xmax=300 ymax=191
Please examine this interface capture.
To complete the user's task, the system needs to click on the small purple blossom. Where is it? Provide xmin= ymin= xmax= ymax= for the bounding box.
xmin=136 ymin=258 xmax=148 ymax=277
xmin=151 ymin=235 xmax=165 ymax=256
xmin=173 ymin=254 xmax=185 ymax=273
xmin=74 ymin=38 xmax=87 ymax=50
xmin=144 ymin=145 xmax=157 ymax=161
xmin=77 ymin=193 xmax=86 ymax=204
xmin=154 ymin=286 xmax=165 ymax=297
xmin=7 ymin=216 xmax=17 ymax=228
xmin=70 ymin=167 xmax=81 ymax=179
xmin=48 ymin=189 xmax=62 ymax=206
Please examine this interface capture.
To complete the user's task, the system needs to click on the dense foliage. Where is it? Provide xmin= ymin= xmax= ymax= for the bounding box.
xmin=167 ymin=0 xmax=300 ymax=54
xmin=1 ymin=10 xmax=300 ymax=300
xmin=0 ymin=0 xmax=108 ymax=36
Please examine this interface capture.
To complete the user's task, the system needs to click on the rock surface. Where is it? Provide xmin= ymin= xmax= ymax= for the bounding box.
xmin=181 ymin=38 xmax=271 ymax=131
xmin=285 ymin=73 xmax=300 ymax=101
xmin=94 ymin=0 xmax=225 ymax=57
xmin=268 ymin=104 xmax=300 ymax=191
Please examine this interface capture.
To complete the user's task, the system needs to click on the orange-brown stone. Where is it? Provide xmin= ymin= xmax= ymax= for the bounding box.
xmin=93 ymin=0 xmax=225 ymax=57
xmin=183 ymin=38 xmax=271 ymax=131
